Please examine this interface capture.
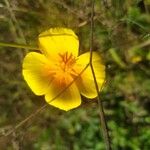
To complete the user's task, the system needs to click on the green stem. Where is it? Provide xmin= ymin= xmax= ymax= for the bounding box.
xmin=0 ymin=42 xmax=39 ymax=50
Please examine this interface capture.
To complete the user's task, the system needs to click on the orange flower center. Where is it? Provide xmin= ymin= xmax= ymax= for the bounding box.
xmin=58 ymin=52 xmax=76 ymax=72
xmin=53 ymin=52 xmax=79 ymax=86
xmin=43 ymin=52 xmax=81 ymax=87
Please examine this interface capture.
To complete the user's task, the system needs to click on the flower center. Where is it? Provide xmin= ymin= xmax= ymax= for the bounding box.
xmin=58 ymin=52 xmax=76 ymax=72
xmin=43 ymin=52 xmax=80 ymax=87
xmin=50 ymin=52 xmax=78 ymax=87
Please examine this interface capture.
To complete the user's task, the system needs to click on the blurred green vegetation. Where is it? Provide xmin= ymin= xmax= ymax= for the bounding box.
xmin=0 ymin=0 xmax=150 ymax=149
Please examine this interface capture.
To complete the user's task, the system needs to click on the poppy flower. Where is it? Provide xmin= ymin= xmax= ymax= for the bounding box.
xmin=22 ymin=28 xmax=105 ymax=111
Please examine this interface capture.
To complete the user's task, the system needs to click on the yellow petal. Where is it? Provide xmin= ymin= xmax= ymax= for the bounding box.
xmin=39 ymin=28 xmax=79 ymax=58
xmin=45 ymin=80 xmax=81 ymax=111
xmin=76 ymin=52 xmax=105 ymax=98
xmin=22 ymin=52 xmax=53 ymax=95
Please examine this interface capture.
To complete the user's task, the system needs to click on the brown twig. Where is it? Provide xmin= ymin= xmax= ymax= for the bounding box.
xmin=89 ymin=0 xmax=112 ymax=150
xmin=2 ymin=63 xmax=89 ymax=137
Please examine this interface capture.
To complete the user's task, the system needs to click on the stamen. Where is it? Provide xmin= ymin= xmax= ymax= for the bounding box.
xmin=54 ymin=51 xmax=79 ymax=86
xmin=58 ymin=52 xmax=76 ymax=70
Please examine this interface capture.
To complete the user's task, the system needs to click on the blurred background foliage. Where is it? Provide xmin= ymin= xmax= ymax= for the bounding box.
xmin=0 ymin=0 xmax=150 ymax=149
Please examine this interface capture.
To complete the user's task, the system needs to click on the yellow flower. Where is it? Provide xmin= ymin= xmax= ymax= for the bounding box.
xmin=22 ymin=28 xmax=105 ymax=111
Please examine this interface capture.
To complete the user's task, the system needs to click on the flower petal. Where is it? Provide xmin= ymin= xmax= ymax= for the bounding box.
xmin=76 ymin=52 xmax=105 ymax=98
xmin=39 ymin=28 xmax=79 ymax=58
xmin=45 ymin=81 xmax=81 ymax=111
xmin=22 ymin=52 xmax=53 ymax=95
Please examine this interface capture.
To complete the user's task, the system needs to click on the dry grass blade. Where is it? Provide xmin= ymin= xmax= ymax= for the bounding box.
xmin=4 ymin=0 xmax=26 ymax=43
xmin=2 ymin=64 xmax=89 ymax=137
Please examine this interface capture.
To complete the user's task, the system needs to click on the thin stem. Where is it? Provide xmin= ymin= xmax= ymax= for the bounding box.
xmin=89 ymin=0 xmax=111 ymax=150
xmin=4 ymin=104 xmax=48 ymax=136
xmin=90 ymin=64 xmax=112 ymax=150
xmin=89 ymin=0 xmax=94 ymax=63
xmin=0 ymin=42 xmax=39 ymax=50
xmin=3 ymin=64 xmax=89 ymax=137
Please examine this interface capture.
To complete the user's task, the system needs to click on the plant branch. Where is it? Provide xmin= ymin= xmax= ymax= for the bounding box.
xmin=1 ymin=64 xmax=89 ymax=137
xmin=89 ymin=0 xmax=111 ymax=150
